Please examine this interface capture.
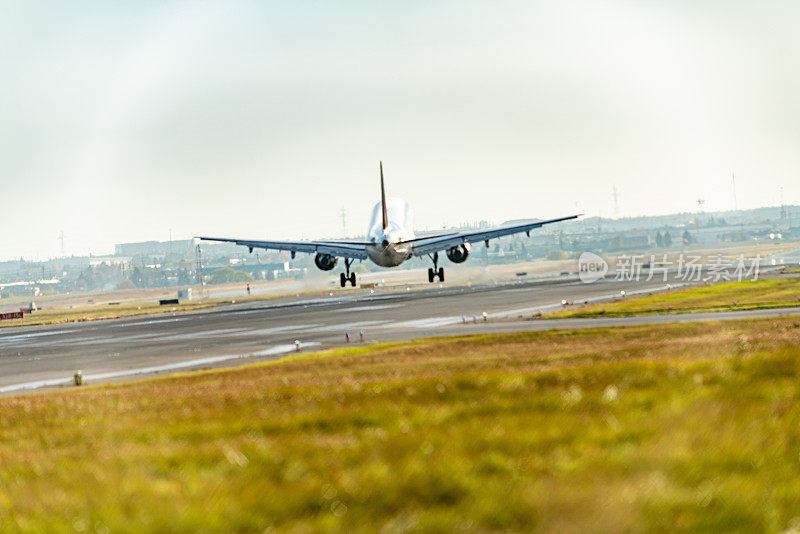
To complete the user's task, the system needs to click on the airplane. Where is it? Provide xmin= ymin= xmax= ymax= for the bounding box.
xmin=198 ymin=163 xmax=580 ymax=288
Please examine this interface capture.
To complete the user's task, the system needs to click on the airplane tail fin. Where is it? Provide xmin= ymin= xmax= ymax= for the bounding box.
xmin=380 ymin=161 xmax=388 ymax=231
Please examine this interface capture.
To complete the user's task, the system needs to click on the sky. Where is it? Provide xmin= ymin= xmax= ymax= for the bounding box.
xmin=2 ymin=1 xmax=799 ymax=260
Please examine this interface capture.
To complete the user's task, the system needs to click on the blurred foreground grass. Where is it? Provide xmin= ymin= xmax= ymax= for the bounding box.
xmin=552 ymin=277 xmax=800 ymax=318
xmin=2 ymin=317 xmax=800 ymax=532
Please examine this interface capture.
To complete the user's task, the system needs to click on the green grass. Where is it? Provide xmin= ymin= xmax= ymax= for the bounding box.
xmin=2 ymin=317 xmax=800 ymax=532
xmin=552 ymin=278 xmax=800 ymax=318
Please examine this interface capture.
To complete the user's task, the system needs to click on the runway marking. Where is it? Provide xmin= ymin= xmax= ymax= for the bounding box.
xmin=0 ymin=328 xmax=251 ymax=349
xmin=77 ymin=332 xmax=163 ymax=344
xmin=306 ymin=320 xmax=390 ymax=333
xmin=117 ymin=316 xmax=194 ymax=327
xmin=232 ymin=324 xmax=322 ymax=336
xmin=0 ymin=335 xmax=112 ymax=349
xmin=0 ymin=330 xmax=73 ymax=343
xmin=222 ymin=295 xmax=368 ymax=315
xmin=0 ymin=343 xmax=322 ymax=394
xmin=131 ymin=316 xmax=194 ymax=324
xmin=385 ymin=317 xmax=461 ymax=329
xmin=153 ymin=328 xmax=249 ymax=341
xmin=331 ymin=304 xmax=401 ymax=313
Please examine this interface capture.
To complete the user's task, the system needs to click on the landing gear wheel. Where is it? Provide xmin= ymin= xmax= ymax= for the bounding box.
xmin=427 ymin=252 xmax=445 ymax=283
xmin=340 ymin=259 xmax=358 ymax=288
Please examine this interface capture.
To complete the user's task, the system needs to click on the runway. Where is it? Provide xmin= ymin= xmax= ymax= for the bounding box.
xmin=2 ymin=273 xmax=798 ymax=395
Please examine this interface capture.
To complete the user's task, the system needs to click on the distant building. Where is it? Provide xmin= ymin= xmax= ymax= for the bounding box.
xmin=89 ymin=256 xmax=131 ymax=267
xmin=115 ymin=240 xmax=195 ymax=257
xmin=200 ymin=262 xmax=290 ymax=280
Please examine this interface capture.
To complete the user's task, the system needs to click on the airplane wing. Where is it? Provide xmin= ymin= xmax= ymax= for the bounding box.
xmin=408 ymin=214 xmax=581 ymax=257
xmin=197 ymin=237 xmax=369 ymax=260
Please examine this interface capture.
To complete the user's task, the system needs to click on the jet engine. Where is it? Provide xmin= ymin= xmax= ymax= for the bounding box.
xmin=314 ymin=253 xmax=338 ymax=271
xmin=446 ymin=243 xmax=471 ymax=263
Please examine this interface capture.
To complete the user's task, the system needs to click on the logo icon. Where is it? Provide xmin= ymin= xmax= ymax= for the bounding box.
xmin=578 ymin=252 xmax=608 ymax=283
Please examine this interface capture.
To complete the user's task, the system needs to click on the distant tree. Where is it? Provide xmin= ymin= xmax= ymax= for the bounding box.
xmin=209 ymin=267 xmax=253 ymax=285
xmin=664 ymin=232 xmax=673 ymax=247
xmin=177 ymin=269 xmax=194 ymax=285
xmin=115 ymin=279 xmax=136 ymax=290
xmin=655 ymin=232 xmax=664 ymax=247
xmin=681 ymin=230 xmax=695 ymax=245
xmin=545 ymin=249 xmax=568 ymax=261
xmin=77 ymin=266 xmax=97 ymax=291
xmin=130 ymin=267 xmax=144 ymax=287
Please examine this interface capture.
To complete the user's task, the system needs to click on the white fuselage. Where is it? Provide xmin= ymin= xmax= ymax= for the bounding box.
xmin=365 ymin=198 xmax=415 ymax=267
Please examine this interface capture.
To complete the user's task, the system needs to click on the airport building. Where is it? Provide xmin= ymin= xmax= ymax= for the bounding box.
xmin=0 ymin=205 xmax=796 ymax=300
xmin=115 ymin=240 xmax=195 ymax=257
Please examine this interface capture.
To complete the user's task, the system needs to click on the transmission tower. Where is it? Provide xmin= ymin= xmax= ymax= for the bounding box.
xmin=195 ymin=244 xmax=205 ymax=297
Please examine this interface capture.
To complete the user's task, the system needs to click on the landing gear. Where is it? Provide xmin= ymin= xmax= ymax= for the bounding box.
xmin=427 ymin=252 xmax=445 ymax=283
xmin=339 ymin=259 xmax=357 ymax=288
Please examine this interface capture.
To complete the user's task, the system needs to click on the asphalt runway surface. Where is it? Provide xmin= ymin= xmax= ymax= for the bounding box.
xmin=2 ymin=273 xmax=798 ymax=395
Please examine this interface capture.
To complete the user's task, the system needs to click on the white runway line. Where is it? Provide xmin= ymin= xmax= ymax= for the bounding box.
xmin=231 ymin=324 xmax=322 ymax=336
xmin=117 ymin=316 xmax=194 ymax=327
xmin=385 ymin=317 xmax=462 ymax=329
xmin=0 ymin=329 xmax=72 ymax=343
xmin=0 ymin=343 xmax=321 ymax=394
xmin=332 ymin=304 xmax=401 ymax=313
xmin=307 ymin=320 xmax=390 ymax=333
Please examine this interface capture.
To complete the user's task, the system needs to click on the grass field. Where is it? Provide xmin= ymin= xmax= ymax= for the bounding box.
xmin=0 ymin=298 xmax=241 ymax=328
xmin=552 ymin=277 xmax=800 ymax=318
xmin=1 ymin=317 xmax=800 ymax=532
xmin=0 ymin=289 xmax=326 ymax=329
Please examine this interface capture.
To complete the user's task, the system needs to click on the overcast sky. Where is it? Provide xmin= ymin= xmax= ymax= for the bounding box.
xmin=2 ymin=1 xmax=799 ymax=260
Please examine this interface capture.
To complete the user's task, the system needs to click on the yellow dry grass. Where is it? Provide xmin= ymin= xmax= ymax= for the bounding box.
xmin=1 ymin=317 xmax=799 ymax=531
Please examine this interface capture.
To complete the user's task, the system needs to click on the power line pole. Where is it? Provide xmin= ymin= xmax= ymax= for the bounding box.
xmin=195 ymin=244 xmax=205 ymax=297
xmin=341 ymin=207 xmax=347 ymax=238
xmin=696 ymin=198 xmax=705 ymax=228
xmin=780 ymin=186 xmax=787 ymax=226
xmin=59 ymin=230 xmax=66 ymax=257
